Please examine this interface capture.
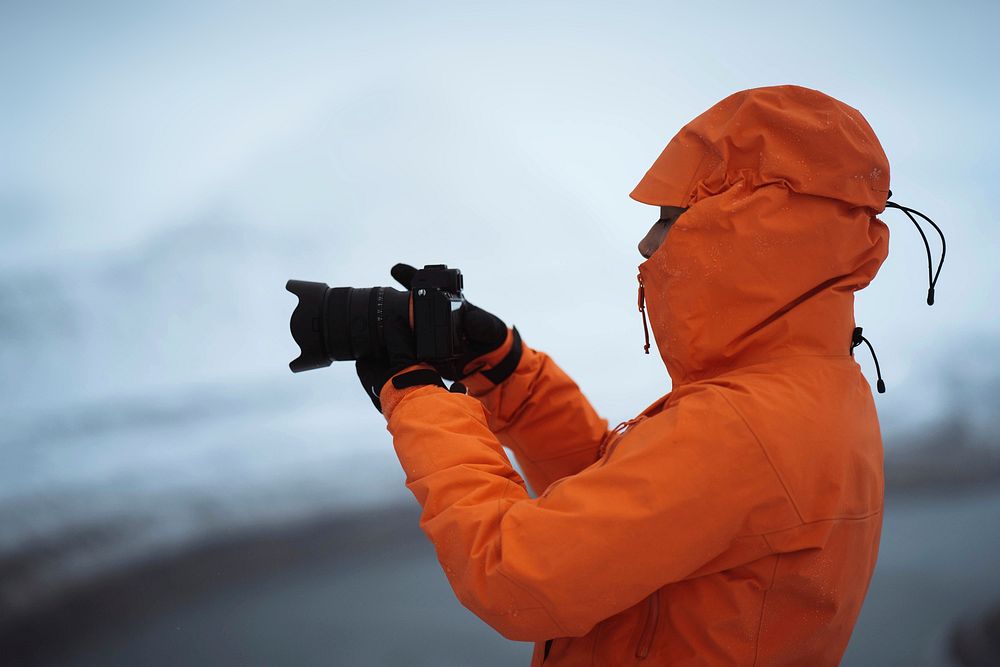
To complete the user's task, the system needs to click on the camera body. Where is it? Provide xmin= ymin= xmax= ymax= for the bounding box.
xmin=410 ymin=265 xmax=465 ymax=361
xmin=286 ymin=264 xmax=467 ymax=373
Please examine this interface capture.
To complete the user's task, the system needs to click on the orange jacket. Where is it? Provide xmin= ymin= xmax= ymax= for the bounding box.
xmin=379 ymin=85 xmax=890 ymax=665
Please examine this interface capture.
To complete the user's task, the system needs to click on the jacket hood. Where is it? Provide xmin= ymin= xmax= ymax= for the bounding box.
xmin=632 ymin=85 xmax=891 ymax=386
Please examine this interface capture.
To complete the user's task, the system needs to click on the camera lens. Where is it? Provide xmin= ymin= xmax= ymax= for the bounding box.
xmin=320 ymin=287 xmax=351 ymax=360
xmin=287 ymin=281 xmax=409 ymax=372
xmin=328 ymin=286 xmax=378 ymax=361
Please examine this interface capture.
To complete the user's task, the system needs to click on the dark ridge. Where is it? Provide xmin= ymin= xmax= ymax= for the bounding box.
xmin=884 ymin=417 xmax=1000 ymax=496
xmin=0 ymin=503 xmax=424 ymax=665
xmin=0 ymin=518 xmax=144 ymax=617
xmin=951 ymin=602 xmax=1000 ymax=667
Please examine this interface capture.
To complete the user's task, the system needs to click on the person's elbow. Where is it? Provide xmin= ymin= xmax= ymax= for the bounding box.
xmin=454 ymin=584 xmax=598 ymax=641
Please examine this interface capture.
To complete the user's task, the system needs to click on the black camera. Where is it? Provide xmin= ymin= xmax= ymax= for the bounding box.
xmin=286 ymin=264 xmax=467 ymax=373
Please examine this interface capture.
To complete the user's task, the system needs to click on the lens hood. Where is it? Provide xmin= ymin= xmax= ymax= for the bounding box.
xmin=286 ymin=279 xmax=333 ymax=373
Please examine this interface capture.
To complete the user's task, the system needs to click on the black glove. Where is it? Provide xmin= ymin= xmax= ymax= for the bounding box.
xmin=355 ymin=302 xmax=448 ymax=412
xmin=390 ymin=263 xmax=508 ymax=381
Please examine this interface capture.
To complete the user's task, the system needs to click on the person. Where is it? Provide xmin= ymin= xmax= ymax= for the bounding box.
xmin=356 ymin=85 xmax=893 ymax=665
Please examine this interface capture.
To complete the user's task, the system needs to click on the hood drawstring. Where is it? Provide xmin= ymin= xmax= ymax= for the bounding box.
xmin=637 ymin=273 xmax=651 ymax=354
xmin=847 ymin=192 xmax=945 ymax=394
xmin=884 ymin=190 xmax=947 ymax=306
xmin=851 ymin=326 xmax=886 ymax=393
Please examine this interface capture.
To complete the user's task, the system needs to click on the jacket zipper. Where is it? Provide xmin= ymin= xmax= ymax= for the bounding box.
xmin=634 ymin=591 xmax=660 ymax=660
xmin=596 ymin=421 xmax=626 ymax=459
xmin=597 ymin=416 xmax=646 ymax=466
xmin=539 ymin=417 xmax=645 ymax=499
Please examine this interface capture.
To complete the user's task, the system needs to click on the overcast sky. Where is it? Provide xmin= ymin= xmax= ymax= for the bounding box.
xmin=2 ymin=0 xmax=998 ymax=436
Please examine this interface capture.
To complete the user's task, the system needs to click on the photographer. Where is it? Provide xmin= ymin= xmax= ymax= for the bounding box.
xmin=350 ymin=85 xmax=896 ymax=665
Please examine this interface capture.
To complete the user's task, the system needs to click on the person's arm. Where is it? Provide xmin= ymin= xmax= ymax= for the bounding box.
xmin=461 ymin=328 xmax=610 ymax=496
xmin=371 ymin=264 xmax=608 ymax=495
xmin=377 ymin=378 xmax=797 ymax=641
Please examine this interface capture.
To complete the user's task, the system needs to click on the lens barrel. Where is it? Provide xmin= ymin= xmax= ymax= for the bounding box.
xmin=331 ymin=286 xmax=378 ymax=362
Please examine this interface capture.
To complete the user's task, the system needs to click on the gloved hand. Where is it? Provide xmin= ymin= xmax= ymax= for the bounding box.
xmin=355 ymin=304 xmax=445 ymax=413
xmin=390 ymin=263 xmax=509 ymax=381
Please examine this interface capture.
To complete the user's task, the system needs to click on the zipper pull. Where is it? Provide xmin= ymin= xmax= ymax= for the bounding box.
xmin=637 ymin=273 xmax=651 ymax=355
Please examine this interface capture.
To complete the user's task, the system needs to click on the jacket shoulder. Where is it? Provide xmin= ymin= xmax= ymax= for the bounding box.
xmin=703 ymin=358 xmax=884 ymax=525
xmin=610 ymin=384 xmax=804 ymax=538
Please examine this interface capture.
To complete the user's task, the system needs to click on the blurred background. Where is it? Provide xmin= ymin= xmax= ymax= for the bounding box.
xmin=1 ymin=0 xmax=998 ymax=665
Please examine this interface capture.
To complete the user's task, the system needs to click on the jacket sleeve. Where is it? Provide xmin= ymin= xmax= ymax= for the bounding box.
xmin=460 ymin=329 xmax=610 ymax=496
xmin=380 ymin=381 xmax=798 ymax=641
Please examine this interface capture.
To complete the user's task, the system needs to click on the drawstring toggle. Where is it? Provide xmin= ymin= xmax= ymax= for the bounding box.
xmin=884 ymin=190 xmax=946 ymax=307
xmin=851 ymin=326 xmax=886 ymax=393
